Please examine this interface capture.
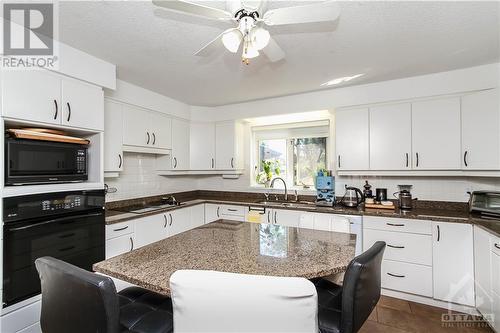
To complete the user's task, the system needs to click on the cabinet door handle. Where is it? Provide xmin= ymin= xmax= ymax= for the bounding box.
xmin=231 ymin=158 xmax=234 ymax=168
xmin=416 ymin=153 xmax=419 ymax=167
xmin=211 ymin=158 xmax=214 ymax=169
xmin=163 ymin=214 xmax=168 ymax=228
xmin=267 ymin=211 xmax=270 ymax=223
xmin=338 ymin=155 xmax=341 ymax=168
xmin=113 ymin=226 xmax=128 ymax=232
xmin=146 ymin=132 xmax=150 ymax=145
xmin=118 ymin=154 xmax=122 ymax=168
xmin=274 ymin=211 xmax=277 ymax=224
xmin=130 ymin=237 xmax=134 ymax=251
xmin=437 ymin=225 xmax=440 ymax=242
xmin=386 ymin=223 xmax=405 ymax=227
xmin=495 ymin=243 xmax=500 ymax=250
xmin=173 ymin=157 xmax=177 ymax=168
xmin=216 ymin=206 xmax=220 ymax=218
xmin=387 ymin=244 xmax=405 ymax=249
xmin=464 ymin=151 xmax=468 ymax=167
xmin=66 ymin=102 xmax=71 ymax=122
xmin=152 ymin=133 xmax=156 ymax=145
xmin=169 ymin=214 xmax=173 ymax=226
xmin=406 ymin=153 xmax=409 ymax=168
xmin=53 ymin=100 xmax=58 ymax=119
xmin=387 ymin=272 xmax=405 ymax=278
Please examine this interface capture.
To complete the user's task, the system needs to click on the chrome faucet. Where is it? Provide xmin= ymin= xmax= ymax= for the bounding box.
xmin=270 ymin=177 xmax=288 ymax=201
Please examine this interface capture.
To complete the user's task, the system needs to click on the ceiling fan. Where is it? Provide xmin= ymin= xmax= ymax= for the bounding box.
xmin=152 ymin=0 xmax=341 ymax=64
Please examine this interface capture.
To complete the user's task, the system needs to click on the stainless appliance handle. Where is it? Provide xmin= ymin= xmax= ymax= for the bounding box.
xmin=387 ymin=272 xmax=405 ymax=278
xmin=66 ymin=102 xmax=71 ymax=122
xmin=7 ymin=212 xmax=103 ymax=231
xmin=53 ymin=100 xmax=58 ymax=119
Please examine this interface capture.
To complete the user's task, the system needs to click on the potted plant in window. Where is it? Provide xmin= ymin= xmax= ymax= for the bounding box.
xmin=255 ymin=160 xmax=281 ymax=188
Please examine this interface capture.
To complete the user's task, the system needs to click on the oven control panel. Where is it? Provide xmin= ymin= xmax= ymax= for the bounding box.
xmin=42 ymin=196 xmax=82 ymax=211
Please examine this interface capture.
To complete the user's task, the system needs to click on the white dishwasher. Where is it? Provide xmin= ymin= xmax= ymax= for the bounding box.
xmin=334 ymin=214 xmax=363 ymax=256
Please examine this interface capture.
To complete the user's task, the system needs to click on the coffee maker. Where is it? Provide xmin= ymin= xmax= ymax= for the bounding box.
xmin=315 ymin=175 xmax=335 ymax=207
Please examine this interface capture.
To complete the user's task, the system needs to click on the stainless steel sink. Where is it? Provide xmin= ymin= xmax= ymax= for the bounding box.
xmin=256 ymin=200 xmax=317 ymax=208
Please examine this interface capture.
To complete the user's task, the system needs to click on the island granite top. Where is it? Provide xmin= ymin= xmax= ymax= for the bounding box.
xmin=94 ymin=220 xmax=356 ymax=296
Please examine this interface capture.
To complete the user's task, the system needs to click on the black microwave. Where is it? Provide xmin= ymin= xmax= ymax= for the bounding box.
xmin=5 ymin=138 xmax=88 ymax=185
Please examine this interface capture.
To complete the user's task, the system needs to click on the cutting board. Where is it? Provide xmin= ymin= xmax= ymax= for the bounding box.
xmin=7 ymin=129 xmax=90 ymax=145
xmin=365 ymin=203 xmax=396 ymax=210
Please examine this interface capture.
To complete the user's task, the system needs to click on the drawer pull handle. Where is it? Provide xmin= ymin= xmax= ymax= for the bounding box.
xmin=387 ymin=244 xmax=405 ymax=249
xmin=227 ymin=208 xmax=238 ymax=212
xmin=386 ymin=223 xmax=405 ymax=227
xmin=113 ymin=226 xmax=129 ymax=232
xmin=495 ymin=243 xmax=500 ymax=250
xmin=387 ymin=272 xmax=405 ymax=278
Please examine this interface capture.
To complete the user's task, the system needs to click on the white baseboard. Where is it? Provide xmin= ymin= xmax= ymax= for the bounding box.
xmin=382 ymin=289 xmax=478 ymax=315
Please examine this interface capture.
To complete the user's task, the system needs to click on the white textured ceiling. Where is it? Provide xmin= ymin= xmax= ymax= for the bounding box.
xmin=59 ymin=1 xmax=500 ymax=106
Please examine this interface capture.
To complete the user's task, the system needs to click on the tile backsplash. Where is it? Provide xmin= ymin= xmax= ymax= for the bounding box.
xmin=335 ymin=176 xmax=500 ymax=202
xmin=104 ymin=153 xmax=196 ymax=202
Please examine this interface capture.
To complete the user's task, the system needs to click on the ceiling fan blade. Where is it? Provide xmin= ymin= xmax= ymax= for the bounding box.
xmin=226 ymin=0 xmax=242 ymax=15
xmin=194 ymin=28 xmax=240 ymax=57
xmin=153 ymin=0 xmax=233 ymax=20
xmin=262 ymin=37 xmax=285 ymax=62
xmin=263 ymin=0 xmax=340 ymax=26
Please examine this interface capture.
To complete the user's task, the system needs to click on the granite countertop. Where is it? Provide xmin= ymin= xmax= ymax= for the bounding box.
xmin=105 ymin=196 xmax=500 ymax=237
xmin=94 ymin=220 xmax=356 ymax=296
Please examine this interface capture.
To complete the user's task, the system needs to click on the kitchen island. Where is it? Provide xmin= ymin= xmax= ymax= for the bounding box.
xmin=94 ymin=220 xmax=356 ymax=296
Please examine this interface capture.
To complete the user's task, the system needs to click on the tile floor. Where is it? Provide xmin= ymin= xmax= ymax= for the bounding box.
xmin=359 ymin=296 xmax=494 ymax=333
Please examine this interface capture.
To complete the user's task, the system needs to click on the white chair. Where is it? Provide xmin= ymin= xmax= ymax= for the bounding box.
xmin=170 ymin=270 xmax=318 ymax=333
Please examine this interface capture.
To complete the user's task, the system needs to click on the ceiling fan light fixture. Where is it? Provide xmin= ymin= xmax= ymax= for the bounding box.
xmin=242 ymin=38 xmax=259 ymax=61
xmin=222 ymin=29 xmax=243 ymax=53
xmin=251 ymin=26 xmax=270 ymax=50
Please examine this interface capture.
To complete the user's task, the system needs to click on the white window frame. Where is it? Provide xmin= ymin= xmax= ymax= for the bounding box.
xmin=252 ymin=121 xmax=330 ymax=190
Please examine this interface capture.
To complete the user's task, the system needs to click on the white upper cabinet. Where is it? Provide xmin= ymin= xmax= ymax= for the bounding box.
xmin=461 ymin=89 xmax=500 ymax=170
xmin=61 ymin=77 xmax=104 ymax=131
xmin=215 ymin=121 xmax=244 ymax=170
xmin=150 ymin=112 xmax=172 ymax=150
xmin=412 ymin=97 xmax=461 ymax=170
xmin=2 ymin=70 xmax=104 ymax=131
xmin=2 ymin=70 xmax=61 ymax=125
xmin=171 ymin=118 xmax=190 ymax=170
xmin=335 ymin=108 xmax=369 ymax=170
xmin=122 ymin=104 xmax=150 ymax=147
xmin=432 ymin=222 xmax=475 ymax=306
xmin=370 ymin=103 xmax=412 ymax=170
xmin=190 ymin=122 xmax=216 ymax=170
xmin=104 ymin=100 xmax=123 ymax=172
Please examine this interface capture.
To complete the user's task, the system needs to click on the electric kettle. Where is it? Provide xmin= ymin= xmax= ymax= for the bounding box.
xmin=340 ymin=187 xmax=364 ymax=208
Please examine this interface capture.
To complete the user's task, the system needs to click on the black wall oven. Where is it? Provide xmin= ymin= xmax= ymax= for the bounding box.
xmin=5 ymin=138 xmax=88 ymax=186
xmin=3 ymin=190 xmax=105 ymax=307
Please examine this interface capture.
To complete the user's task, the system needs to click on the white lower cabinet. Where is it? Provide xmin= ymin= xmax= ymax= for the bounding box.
xmin=204 ymin=204 xmax=245 ymax=222
xmin=190 ymin=204 xmax=205 ymax=229
xmin=167 ymin=207 xmax=191 ymax=237
xmin=432 ymin=222 xmax=475 ymax=306
xmin=106 ymin=234 xmax=135 ymax=259
xmin=475 ymin=226 xmax=493 ymax=325
xmin=1 ymin=300 xmax=41 ymax=333
xmin=382 ymin=260 xmax=433 ymax=297
xmin=134 ymin=214 xmax=169 ymax=248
